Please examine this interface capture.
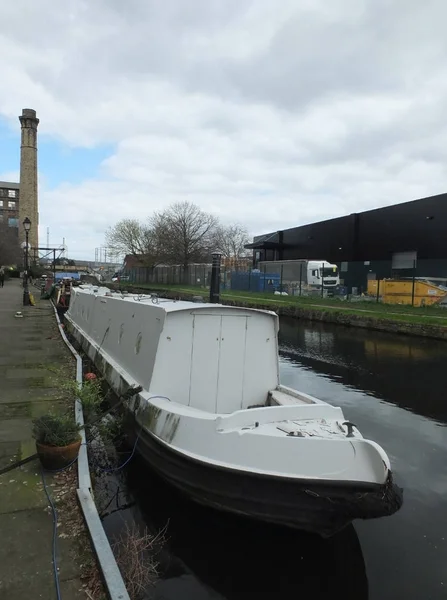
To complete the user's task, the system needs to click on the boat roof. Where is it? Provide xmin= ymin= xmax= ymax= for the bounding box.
xmin=75 ymin=285 xmax=276 ymax=316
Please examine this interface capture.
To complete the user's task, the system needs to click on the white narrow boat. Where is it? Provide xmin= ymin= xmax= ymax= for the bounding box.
xmin=65 ymin=286 xmax=402 ymax=537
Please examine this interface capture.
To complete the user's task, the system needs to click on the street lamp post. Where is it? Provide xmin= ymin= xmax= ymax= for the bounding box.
xmin=23 ymin=217 xmax=31 ymax=306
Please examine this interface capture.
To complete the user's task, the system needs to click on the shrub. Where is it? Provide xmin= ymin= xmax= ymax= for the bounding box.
xmin=32 ymin=414 xmax=81 ymax=447
xmin=78 ymin=379 xmax=104 ymax=422
xmin=60 ymin=378 xmax=104 ymax=423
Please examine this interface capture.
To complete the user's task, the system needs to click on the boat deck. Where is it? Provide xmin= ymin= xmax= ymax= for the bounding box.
xmin=230 ymin=418 xmax=359 ymax=440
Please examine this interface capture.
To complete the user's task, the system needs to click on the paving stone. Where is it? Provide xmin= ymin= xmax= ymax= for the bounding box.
xmin=0 ymin=357 xmax=40 ymax=367
xmin=0 ymin=465 xmax=47 ymax=514
xmin=0 ymin=281 xmax=86 ymax=599
xmin=5 ymin=368 xmax=51 ymax=380
xmin=1 ymin=353 xmax=65 ymax=364
xmin=0 ymin=441 xmax=20 ymax=469
xmin=10 ymin=344 xmax=44 ymax=352
xmin=0 ymin=576 xmax=86 ymax=600
xmin=2 ymin=377 xmax=47 ymax=388
xmin=0 ymin=508 xmax=82 ymax=595
xmin=0 ymin=388 xmax=62 ymax=404
xmin=0 ymin=418 xmax=32 ymax=443
xmin=0 ymin=402 xmax=31 ymax=419
xmin=1 ymin=399 xmax=67 ymax=420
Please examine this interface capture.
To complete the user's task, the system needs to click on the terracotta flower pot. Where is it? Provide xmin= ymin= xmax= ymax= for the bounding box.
xmin=36 ymin=438 xmax=82 ymax=471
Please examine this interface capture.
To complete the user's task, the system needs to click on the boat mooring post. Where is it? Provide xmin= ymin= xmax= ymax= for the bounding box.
xmin=209 ymin=251 xmax=222 ymax=303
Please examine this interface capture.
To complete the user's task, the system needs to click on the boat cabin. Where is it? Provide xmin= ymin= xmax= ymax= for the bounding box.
xmin=68 ymin=288 xmax=280 ymax=414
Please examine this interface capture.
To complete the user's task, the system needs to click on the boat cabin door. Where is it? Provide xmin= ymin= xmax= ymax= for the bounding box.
xmin=189 ymin=314 xmax=247 ymax=414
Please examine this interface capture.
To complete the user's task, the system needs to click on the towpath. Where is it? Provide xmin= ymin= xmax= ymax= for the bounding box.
xmin=0 ymin=278 xmax=89 ymax=599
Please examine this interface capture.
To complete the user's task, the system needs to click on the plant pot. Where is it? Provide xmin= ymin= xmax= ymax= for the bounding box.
xmin=36 ymin=438 xmax=82 ymax=471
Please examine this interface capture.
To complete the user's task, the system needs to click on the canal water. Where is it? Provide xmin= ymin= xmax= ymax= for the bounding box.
xmin=100 ymin=318 xmax=447 ymax=600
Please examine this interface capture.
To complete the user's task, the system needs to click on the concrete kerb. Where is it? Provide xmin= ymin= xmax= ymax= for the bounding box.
xmin=50 ymin=304 xmax=90 ymax=492
xmin=50 ymin=301 xmax=130 ymax=600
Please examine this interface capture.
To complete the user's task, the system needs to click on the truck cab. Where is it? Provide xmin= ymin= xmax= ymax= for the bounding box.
xmin=307 ymin=261 xmax=339 ymax=289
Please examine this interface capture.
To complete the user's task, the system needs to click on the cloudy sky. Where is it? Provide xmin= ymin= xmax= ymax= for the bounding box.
xmin=1 ymin=0 xmax=446 ymax=260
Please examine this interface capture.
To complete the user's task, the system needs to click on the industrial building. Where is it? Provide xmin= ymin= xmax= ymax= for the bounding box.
xmin=247 ymin=193 xmax=447 ymax=293
xmin=0 ymin=181 xmax=20 ymax=229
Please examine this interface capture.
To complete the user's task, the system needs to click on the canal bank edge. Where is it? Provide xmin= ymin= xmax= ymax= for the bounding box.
xmin=109 ymin=285 xmax=447 ymax=341
xmin=51 ymin=298 xmax=131 ymax=600
xmin=51 ymin=302 xmax=130 ymax=600
xmin=231 ymin=300 xmax=447 ymax=341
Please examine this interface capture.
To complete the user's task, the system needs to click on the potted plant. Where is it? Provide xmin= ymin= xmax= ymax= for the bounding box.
xmin=32 ymin=414 xmax=82 ymax=470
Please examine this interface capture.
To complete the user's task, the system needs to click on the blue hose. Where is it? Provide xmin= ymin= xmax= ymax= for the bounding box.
xmin=41 ymin=466 xmax=62 ymax=600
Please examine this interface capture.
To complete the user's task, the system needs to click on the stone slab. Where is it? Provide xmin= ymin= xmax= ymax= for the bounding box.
xmin=0 ymin=418 xmax=32 ymax=443
xmin=0 ymin=352 xmax=66 ymax=364
xmin=4 ymin=368 xmax=52 ymax=380
xmin=1 ymin=399 xmax=67 ymax=419
xmin=0 ymin=441 xmax=20 ymax=469
xmin=1 ymin=377 xmax=46 ymax=389
xmin=0 ymin=388 xmax=62 ymax=404
xmin=0 ymin=576 xmax=86 ymax=600
xmin=0 ymin=356 xmax=62 ymax=365
xmin=8 ymin=344 xmax=44 ymax=352
xmin=0 ymin=508 xmax=82 ymax=597
xmin=0 ymin=461 xmax=47 ymax=514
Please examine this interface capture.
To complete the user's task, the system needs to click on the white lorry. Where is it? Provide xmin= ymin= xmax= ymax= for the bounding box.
xmin=258 ymin=259 xmax=340 ymax=293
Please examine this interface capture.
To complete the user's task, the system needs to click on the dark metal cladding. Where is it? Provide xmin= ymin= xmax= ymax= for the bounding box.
xmin=249 ymin=193 xmax=447 ymax=290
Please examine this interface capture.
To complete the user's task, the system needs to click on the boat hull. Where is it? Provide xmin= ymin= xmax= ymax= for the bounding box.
xmin=128 ymin=416 xmax=403 ymax=538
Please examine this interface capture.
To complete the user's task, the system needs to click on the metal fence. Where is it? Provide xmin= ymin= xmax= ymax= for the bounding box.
xmin=253 ymin=259 xmax=447 ymax=305
xmin=126 ymin=264 xmax=213 ymax=287
xmin=123 ymin=258 xmax=447 ymax=307
xmin=338 ymin=258 xmax=447 ymax=307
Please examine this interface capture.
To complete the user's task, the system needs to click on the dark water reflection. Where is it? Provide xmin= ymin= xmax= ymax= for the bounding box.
xmin=278 ymin=319 xmax=447 ymax=600
xmin=124 ymin=459 xmax=367 ymax=600
xmin=103 ymin=319 xmax=447 ymax=600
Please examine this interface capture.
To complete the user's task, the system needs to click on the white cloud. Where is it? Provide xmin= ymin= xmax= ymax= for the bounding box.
xmin=1 ymin=0 xmax=447 ymax=259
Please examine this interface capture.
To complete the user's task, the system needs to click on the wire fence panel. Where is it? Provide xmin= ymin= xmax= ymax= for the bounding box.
xmin=122 ymin=258 xmax=447 ymax=308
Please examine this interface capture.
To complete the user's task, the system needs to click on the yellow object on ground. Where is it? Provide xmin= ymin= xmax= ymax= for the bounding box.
xmin=367 ymin=279 xmax=447 ymax=306
xmin=29 ymin=293 xmax=35 ymax=306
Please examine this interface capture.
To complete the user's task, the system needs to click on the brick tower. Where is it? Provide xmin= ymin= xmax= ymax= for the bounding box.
xmin=18 ymin=108 xmax=39 ymax=251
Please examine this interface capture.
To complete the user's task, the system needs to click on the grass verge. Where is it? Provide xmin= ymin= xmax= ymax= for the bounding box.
xmin=115 ymin=282 xmax=447 ymax=329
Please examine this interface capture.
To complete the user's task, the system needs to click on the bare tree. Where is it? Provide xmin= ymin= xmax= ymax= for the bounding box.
xmin=0 ymin=222 xmax=21 ymax=266
xmin=211 ymin=223 xmax=251 ymax=269
xmin=105 ymin=219 xmax=147 ymax=257
xmin=105 ymin=219 xmax=162 ymax=267
xmin=153 ymin=201 xmax=218 ymax=269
